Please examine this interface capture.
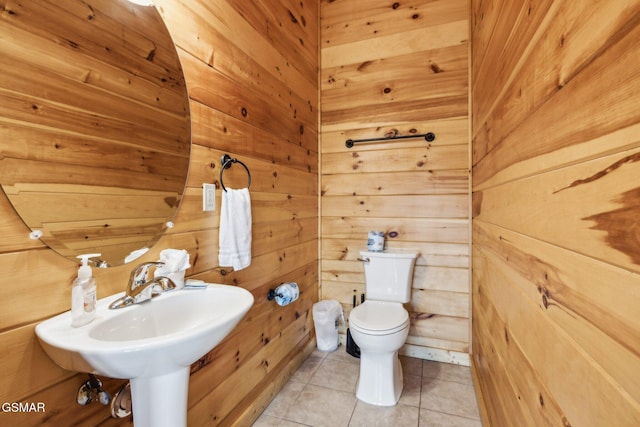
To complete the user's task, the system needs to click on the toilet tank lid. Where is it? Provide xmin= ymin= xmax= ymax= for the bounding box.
xmin=359 ymin=249 xmax=419 ymax=259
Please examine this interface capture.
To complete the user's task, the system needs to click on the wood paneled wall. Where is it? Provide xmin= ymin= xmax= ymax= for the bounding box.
xmin=319 ymin=0 xmax=471 ymax=363
xmin=471 ymin=0 xmax=640 ymax=425
xmin=0 ymin=0 xmax=318 ymax=426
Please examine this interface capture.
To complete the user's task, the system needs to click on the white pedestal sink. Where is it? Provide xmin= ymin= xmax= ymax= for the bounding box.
xmin=35 ymin=283 xmax=254 ymax=427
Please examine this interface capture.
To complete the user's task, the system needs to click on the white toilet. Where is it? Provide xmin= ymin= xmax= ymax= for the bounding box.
xmin=349 ymin=249 xmax=419 ymax=406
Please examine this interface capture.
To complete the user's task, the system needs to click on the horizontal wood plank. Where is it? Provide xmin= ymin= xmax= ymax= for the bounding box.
xmin=323 ymin=194 xmax=468 ymax=218
xmin=321 ymin=0 xmax=468 ymax=47
xmin=322 ymin=144 xmax=469 ymax=174
xmin=322 ymin=20 xmax=468 ymax=68
xmin=322 ymin=170 xmax=469 ymax=196
xmin=321 ymin=217 xmax=469 ymax=243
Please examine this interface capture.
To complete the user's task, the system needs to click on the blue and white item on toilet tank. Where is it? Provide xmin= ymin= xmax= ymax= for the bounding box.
xmin=367 ymin=231 xmax=385 ymax=252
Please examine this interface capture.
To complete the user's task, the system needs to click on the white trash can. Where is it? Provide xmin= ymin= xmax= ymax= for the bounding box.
xmin=312 ymin=300 xmax=343 ymax=352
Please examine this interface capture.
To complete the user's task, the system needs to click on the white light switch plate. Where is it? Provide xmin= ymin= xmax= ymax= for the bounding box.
xmin=202 ymin=183 xmax=215 ymax=211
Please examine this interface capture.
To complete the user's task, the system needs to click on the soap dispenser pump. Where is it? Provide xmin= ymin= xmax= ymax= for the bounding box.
xmin=71 ymin=253 xmax=101 ymax=327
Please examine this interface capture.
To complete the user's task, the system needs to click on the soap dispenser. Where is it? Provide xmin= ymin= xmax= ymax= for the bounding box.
xmin=71 ymin=253 xmax=100 ymax=327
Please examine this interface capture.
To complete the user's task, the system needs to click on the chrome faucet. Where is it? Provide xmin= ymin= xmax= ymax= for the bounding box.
xmin=109 ymin=262 xmax=177 ymax=309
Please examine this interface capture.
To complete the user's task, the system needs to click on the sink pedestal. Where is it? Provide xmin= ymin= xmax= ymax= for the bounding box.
xmin=130 ymin=368 xmax=189 ymax=427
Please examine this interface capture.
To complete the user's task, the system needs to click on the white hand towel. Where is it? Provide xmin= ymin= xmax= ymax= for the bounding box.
xmin=157 ymin=249 xmax=191 ymax=273
xmin=154 ymin=248 xmax=191 ymax=289
xmin=218 ymin=187 xmax=252 ymax=270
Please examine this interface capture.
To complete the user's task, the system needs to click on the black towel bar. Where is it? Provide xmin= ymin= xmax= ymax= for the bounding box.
xmin=345 ymin=132 xmax=435 ymax=148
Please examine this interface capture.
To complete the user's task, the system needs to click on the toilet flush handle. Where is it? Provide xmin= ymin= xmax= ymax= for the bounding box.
xmin=357 ymin=257 xmax=370 ymax=263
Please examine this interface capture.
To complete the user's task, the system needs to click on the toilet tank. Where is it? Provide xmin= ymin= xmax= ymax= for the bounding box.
xmin=360 ymin=249 xmax=419 ymax=303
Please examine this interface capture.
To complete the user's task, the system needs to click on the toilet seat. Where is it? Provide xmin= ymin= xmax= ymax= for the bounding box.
xmin=349 ymin=301 xmax=409 ymax=335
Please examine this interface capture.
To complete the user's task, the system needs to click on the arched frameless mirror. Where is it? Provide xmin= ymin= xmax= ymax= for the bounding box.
xmin=0 ymin=0 xmax=191 ymax=266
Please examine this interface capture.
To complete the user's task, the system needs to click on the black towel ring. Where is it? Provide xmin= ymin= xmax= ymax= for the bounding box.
xmin=220 ymin=154 xmax=251 ymax=192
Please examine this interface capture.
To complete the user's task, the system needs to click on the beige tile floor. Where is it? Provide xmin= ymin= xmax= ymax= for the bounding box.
xmin=254 ymin=347 xmax=482 ymax=427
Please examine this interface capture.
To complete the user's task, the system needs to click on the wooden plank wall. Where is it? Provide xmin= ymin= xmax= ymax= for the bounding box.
xmin=471 ymin=0 xmax=640 ymax=425
xmin=0 ymin=0 xmax=319 ymax=426
xmin=319 ymin=0 xmax=471 ymax=363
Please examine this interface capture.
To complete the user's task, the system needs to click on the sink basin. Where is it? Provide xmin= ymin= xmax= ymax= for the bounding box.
xmin=35 ymin=283 xmax=253 ymax=427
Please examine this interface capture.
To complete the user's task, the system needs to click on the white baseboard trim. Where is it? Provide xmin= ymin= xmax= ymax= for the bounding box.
xmin=338 ymin=334 xmax=470 ymax=366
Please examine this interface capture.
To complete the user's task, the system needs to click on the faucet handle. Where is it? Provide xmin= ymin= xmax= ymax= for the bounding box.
xmin=129 ymin=262 xmax=164 ymax=287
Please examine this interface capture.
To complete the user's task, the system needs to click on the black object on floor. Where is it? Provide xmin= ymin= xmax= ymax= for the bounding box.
xmin=346 ymin=328 xmax=360 ymax=358
xmin=346 ymin=293 xmax=361 ymax=358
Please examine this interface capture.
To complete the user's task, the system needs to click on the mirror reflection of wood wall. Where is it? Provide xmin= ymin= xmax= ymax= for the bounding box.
xmin=0 ymin=0 xmax=191 ymax=266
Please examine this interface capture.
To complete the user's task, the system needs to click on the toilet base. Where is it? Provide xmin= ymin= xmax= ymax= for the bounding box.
xmin=355 ymin=350 xmax=403 ymax=406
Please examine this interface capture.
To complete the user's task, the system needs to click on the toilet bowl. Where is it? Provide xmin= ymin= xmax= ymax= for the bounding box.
xmin=349 ymin=300 xmax=410 ymax=406
xmin=349 ymin=249 xmax=418 ymax=406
